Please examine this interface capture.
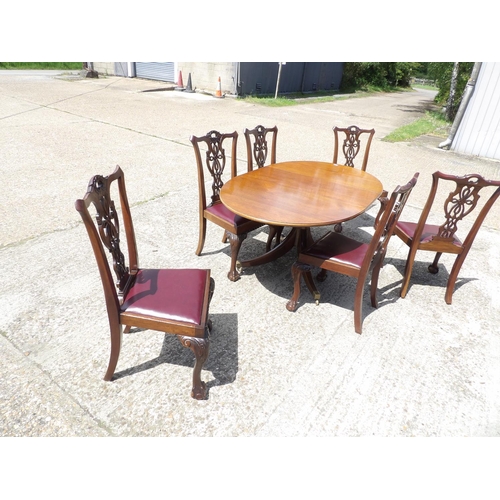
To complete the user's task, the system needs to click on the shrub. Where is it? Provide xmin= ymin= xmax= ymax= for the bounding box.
xmin=341 ymin=62 xmax=421 ymax=91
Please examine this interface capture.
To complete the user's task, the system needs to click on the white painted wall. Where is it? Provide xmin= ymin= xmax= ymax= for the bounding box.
xmin=452 ymin=62 xmax=500 ymax=161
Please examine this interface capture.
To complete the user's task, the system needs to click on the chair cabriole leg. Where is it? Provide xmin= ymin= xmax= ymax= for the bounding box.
xmin=428 ymin=252 xmax=442 ymax=274
xmin=227 ymin=232 xmax=246 ymax=281
xmin=179 ymin=335 xmax=210 ymax=400
xmin=317 ymin=268 xmax=328 ymax=282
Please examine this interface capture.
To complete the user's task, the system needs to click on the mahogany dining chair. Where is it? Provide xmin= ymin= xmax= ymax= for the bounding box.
xmin=287 ymin=173 xmax=419 ymax=333
xmin=395 ymin=171 xmax=500 ymax=303
xmin=75 ymin=166 xmax=215 ymax=399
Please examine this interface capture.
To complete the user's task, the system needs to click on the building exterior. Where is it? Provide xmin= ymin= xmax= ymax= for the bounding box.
xmin=92 ymin=62 xmax=344 ymax=96
xmin=446 ymin=62 xmax=500 ymax=161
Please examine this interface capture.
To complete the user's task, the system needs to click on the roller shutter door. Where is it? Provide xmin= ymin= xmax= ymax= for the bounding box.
xmin=135 ymin=62 xmax=175 ymax=82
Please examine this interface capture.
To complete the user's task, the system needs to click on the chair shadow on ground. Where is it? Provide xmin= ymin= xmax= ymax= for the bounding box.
xmin=389 ymin=257 xmax=478 ymax=299
xmin=229 ymin=210 xmax=475 ymax=327
xmin=112 ymin=313 xmax=239 ymax=397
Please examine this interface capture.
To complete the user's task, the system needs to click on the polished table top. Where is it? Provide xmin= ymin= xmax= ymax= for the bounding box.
xmin=220 ymin=161 xmax=384 ymax=227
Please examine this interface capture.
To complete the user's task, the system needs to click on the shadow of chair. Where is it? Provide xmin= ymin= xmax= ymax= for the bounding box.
xmin=394 ymin=171 xmax=500 ymax=304
xmin=286 ymin=172 xmax=419 ymax=334
xmin=333 ymin=125 xmax=376 ymax=233
xmin=243 ymin=124 xmax=282 ymax=251
xmin=75 ymin=165 xmax=215 ymax=400
xmin=113 ymin=312 xmax=239 ymax=396
xmin=190 ymin=130 xmax=263 ymax=281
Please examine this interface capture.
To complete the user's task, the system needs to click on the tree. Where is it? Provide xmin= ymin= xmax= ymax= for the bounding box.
xmin=446 ymin=62 xmax=460 ymax=121
xmin=340 ymin=62 xmax=420 ymax=91
xmin=428 ymin=62 xmax=474 ymax=120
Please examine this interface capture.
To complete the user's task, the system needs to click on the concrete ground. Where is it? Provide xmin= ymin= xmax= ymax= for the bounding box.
xmin=1 ymin=71 xmax=500 ymax=438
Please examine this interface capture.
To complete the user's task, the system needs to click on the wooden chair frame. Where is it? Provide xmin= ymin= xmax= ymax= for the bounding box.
xmin=287 ymin=173 xmax=419 ymax=333
xmin=75 ymin=166 xmax=215 ymax=399
xmin=332 ymin=125 xmax=376 ymax=233
xmin=395 ymin=171 xmax=500 ymax=303
xmin=333 ymin=125 xmax=375 ymax=172
xmin=190 ymin=130 xmax=263 ymax=281
xmin=243 ymin=124 xmax=282 ymax=251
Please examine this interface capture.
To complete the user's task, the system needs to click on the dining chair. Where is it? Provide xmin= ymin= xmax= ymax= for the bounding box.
xmin=75 ymin=166 xmax=215 ymax=400
xmin=332 ymin=125 xmax=376 ymax=233
xmin=395 ymin=171 xmax=500 ymax=304
xmin=333 ymin=125 xmax=375 ymax=171
xmin=190 ymin=129 xmax=263 ymax=281
xmin=243 ymin=124 xmax=282 ymax=251
xmin=286 ymin=173 xmax=419 ymax=334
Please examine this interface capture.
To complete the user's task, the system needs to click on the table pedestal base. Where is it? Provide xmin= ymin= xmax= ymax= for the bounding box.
xmin=237 ymin=227 xmax=315 ymax=270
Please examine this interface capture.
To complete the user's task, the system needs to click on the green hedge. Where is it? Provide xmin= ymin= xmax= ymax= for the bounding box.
xmin=341 ymin=62 xmax=421 ymax=91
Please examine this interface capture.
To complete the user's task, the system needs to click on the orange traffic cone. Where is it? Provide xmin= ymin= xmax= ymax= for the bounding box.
xmin=175 ymin=71 xmax=184 ymax=91
xmin=215 ymin=76 xmax=223 ymax=98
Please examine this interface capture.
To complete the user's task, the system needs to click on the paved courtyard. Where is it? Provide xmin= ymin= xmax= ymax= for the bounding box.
xmin=1 ymin=71 xmax=500 ymax=441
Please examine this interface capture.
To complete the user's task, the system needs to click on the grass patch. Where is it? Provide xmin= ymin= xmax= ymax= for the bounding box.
xmin=242 ymin=95 xmax=299 ymax=107
xmin=0 ymin=62 xmax=82 ymax=70
xmin=383 ymin=111 xmax=450 ymax=142
xmin=241 ymin=86 xmax=413 ymax=107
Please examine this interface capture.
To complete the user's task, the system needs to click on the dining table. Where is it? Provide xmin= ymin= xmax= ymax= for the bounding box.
xmin=219 ymin=160 xmax=384 ymax=271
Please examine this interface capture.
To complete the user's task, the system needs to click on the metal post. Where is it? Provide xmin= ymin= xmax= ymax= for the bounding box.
xmin=275 ymin=62 xmax=283 ymax=99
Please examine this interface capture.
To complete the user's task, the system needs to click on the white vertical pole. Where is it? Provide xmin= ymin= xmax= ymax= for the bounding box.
xmin=275 ymin=62 xmax=283 ymax=99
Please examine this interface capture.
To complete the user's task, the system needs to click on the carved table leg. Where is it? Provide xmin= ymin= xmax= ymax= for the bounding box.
xmin=303 ymin=268 xmax=321 ymax=305
xmin=179 ymin=335 xmax=210 ymax=400
xmin=287 ymin=262 xmax=313 ymax=311
xmin=266 ymin=225 xmax=284 ymax=252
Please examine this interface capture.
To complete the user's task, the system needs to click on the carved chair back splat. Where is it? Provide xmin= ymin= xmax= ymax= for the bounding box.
xmin=243 ymin=124 xmax=278 ymax=172
xmin=333 ymin=125 xmax=375 ymax=172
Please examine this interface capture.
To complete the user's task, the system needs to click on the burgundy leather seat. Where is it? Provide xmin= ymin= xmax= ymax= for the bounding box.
xmin=122 ymin=269 xmax=209 ymax=325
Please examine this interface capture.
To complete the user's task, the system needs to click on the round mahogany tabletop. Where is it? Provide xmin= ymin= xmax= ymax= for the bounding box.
xmin=220 ymin=161 xmax=384 ymax=227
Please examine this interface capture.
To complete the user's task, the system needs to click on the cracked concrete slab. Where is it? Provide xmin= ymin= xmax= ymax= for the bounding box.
xmin=1 ymin=72 xmax=500 ymax=441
